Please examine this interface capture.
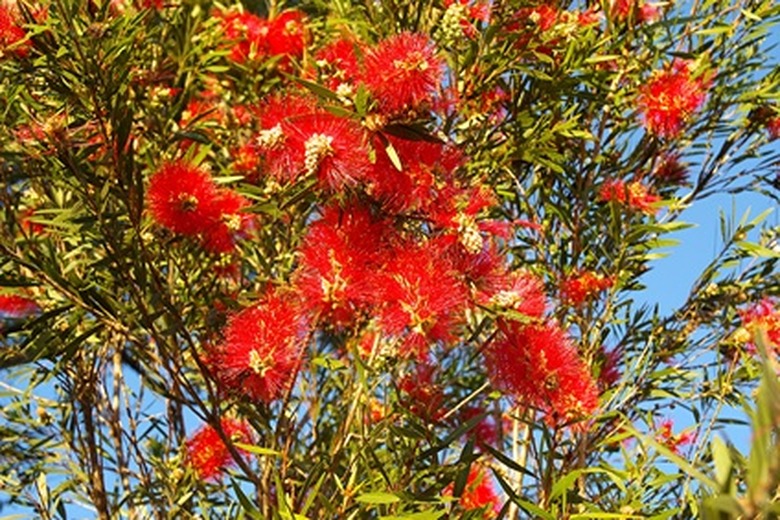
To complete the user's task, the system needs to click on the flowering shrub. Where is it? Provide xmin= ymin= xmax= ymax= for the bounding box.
xmin=0 ymin=0 xmax=779 ymax=518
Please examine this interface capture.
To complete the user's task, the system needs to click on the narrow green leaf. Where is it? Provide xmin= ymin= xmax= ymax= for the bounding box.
xmin=355 ymin=492 xmax=401 ymax=504
xmin=233 ymin=443 xmax=281 ymax=457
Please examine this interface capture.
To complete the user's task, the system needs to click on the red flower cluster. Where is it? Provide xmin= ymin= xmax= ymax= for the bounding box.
xmin=185 ymin=418 xmax=252 ymax=480
xmin=363 ymin=32 xmax=443 ymax=116
xmin=485 ymin=320 xmax=599 ymax=427
xmin=245 ymin=95 xmax=371 ymax=190
xmin=440 ymin=0 xmax=491 ymax=40
xmin=0 ymin=294 xmax=41 ymax=319
xmin=599 ymin=178 xmax=660 ymax=215
xmin=737 ymin=298 xmax=780 ymax=350
xmin=146 ymin=162 xmax=252 ymax=253
xmin=398 ymin=363 xmax=446 ymax=423
xmin=218 ymin=8 xmax=307 ymax=68
xmin=294 ymin=207 xmax=472 ymax=358
xmin=560 ymin=270 xmax=614 ymax=306
xmin=610 ymin=0 xmax=660 ymax=24
xmin=653 ymin=153 xmax=689 ymax=185
xmin=638 ymin=59 xmax=709 ymax=138
xmin=442 ymin=465 xmax=502 ymax=518
xmin=596 ymin=345 xmax=622 ymax=390
xmin=767 ymin=116 xmax=780 ymax=140
xmin=0 ymin=2 xmax=31 ymax=59
xmin=208 ymin=290 xmax=308 ymax=403
xmin=310 ymin=32 xmax=444 ymax=118
xmin=655 ymin=419 xmax=693 ymax=454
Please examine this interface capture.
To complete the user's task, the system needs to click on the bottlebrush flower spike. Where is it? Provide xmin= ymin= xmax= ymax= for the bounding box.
xmin=294 ymin=203 xmax=392 ymax=327
xmin=146 ymin=162 xmax=220 ymax=236
xmin=0 ymin=3 xmax=32 ymax=59
xmin=218 ymin=10 xmax=270 ymax=64
xmin=314 ymin=37 xmax=363 ymax=91
xmin=653 ymin=153 xmax=689 ymax=186
xmin=252 ymin=94 xmax=320 ymax=183
xmin=185 ymin=418 xmax=252 ymax=480
xmin=210 ymin=291 xmax=308 ymax=403
xmin=363 ymin=32 xmax=443 ymax=116
xmin=638 ymin=59 xmax=708 ymax=139
xmin=767 ymin=116 xmax=780 ymax=140
xmin=610 ymin=0 xmax=660 ymax=23
xmin=377 ymin=240 xmax=469 ymax=358
xmin=0 ymin=294 xmax=41 ymax=320
xmin=485 ymin=320 xmax=599 ymax=427
xmin=398 ymin=362 xmax=446 ymax=423
xmin=369 ymin=135 xmax=461 ymax=212
xmin=599 ymin=178 xmax=660 ymax=215
xmin=201 ymin=190 xmax=253 ymax=254
xmin=655 ymin=419 xmax=694 ymax=454
xmin=560 ymin=270 xmax=614 ymax=306
xmin=736 ymin=298 xmax=780 ymax=349
xmin=266 ymin=9 xmax=307 ymax=67
xmin=286 ymin=113 xmax=371 ymax=190
xmin=460 ymin=245 xmax=547 ymax=317
xmin=442 ymin=465 xmax=502 ymax=518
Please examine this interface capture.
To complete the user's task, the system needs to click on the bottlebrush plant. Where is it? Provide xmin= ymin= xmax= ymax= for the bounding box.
xmin=0 ymin=0 xmax=779 ymax=518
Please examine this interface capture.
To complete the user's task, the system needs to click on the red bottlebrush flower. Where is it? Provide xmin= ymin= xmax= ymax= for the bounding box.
xmin=443 ymin=466 xmax=502 ymax=518
xmin=737 ymin=298 xmax=780 ymax=349
xmin=19 ymin=207 xmax=46 ymax=235
xmin=314 ymin=37 xmax=363 ymax=91
xmin=485 ymin=320 xmax=599 ymax=427
xmin=560 ymin=270 xmax=614 ymax=306
xmin=655 ymin=419 xmax=694 ymax=454
xmin=139 ymin=0 xmax=164 ymax=9
xmin=185 ymin=418 xmax=252 ymax=480
xmin=441 ymin=0 xmax=491 ymax=40
xmin=508 ymin=4 xmax=567 ymax=55
xmin=0 ymin=3 xmax=31 ymax=58
xmin=210 ymin=291 xmax=308 ymax=403
xmin=599 ymin=178 xmax=660 ymax=215
xmin=458 ymin=405 xmax=502 ymax=448
xmin=219 ymin=10 xmax=270 ymax=64
xmin=653 ymin=153 xmax=688 ymax=185
xmin=146 ymin=162 xmax=221 ymax=236
xmin=595 ymin=345 xmax=622 ymax=391
xmin=477 ymin=269 xmax=547 ymax=318
xmin=0 ymin=294 xmax=41 ymax=319
xmin=398 ymin=363 xmax=446 ymax=423
xmin=218 ymin=8 xmax=305 ymax=68
xmin=767 ymin=116 xmax=780 ymax=140
xmin=251 ymin=94 xmax=320 ymax=183
xmin=232 ymin=141 xmax=262 ymax=180
xmin=266 ymin=9 xmax=307 ymax=65
xmin=368 ymin=134 xmax=461 ymax=213
xmin=610 ymin=0 xmax=660 ymax=23
xmin=577 ymin=7 xmax=603 ymax=26
xmin=294 ymin=203 xmax=392 ymax=327
xmin=363 ymin=33 xmax=443 ymax=116
xmin=638 ymin=59 xmax=708 ymax=138
xmin=201 ymin=190 xmax=253 ymax=254
xmin=377 ymin=240 xmax=469 ymax=358
xmin=180 ymin=98 xmax=226 ymax=129
xmin=427 ymin=184 xmax=501 ymax=254
xmin=285 ymin=113 xmax=372 ymax=190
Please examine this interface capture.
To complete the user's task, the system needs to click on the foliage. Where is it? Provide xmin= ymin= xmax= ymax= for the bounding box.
xmin=0 ymin=0 xmax=779 ymax=518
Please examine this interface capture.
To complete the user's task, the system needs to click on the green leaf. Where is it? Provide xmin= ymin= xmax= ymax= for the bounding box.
xmin=290 ymin=76 xmax=340 ymax=102
xmin=233 ymin=443 xmax=281 ymax=457
xmin=355 ymin=492 xmax=401 ymax=504
xmin=622 ymin=424 xmax=719 ymax=491
xmin=711 ymin=436 xmax=732 ymax=491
